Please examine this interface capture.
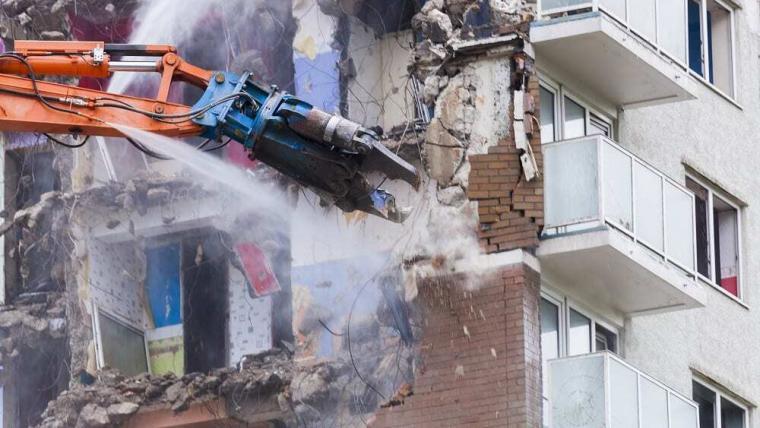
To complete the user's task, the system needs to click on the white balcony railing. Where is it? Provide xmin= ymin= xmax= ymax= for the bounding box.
xmin=548 ymin=352 xmax=699 ymax=428
xmin=537 ymin=0 xmax=688 ymax=68
xmin=543 ymin=135 xmax=696 ymax=278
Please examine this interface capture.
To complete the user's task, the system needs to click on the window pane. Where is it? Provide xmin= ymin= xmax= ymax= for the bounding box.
xmin=540 ymin=86 xmax=556 ymax=144
xmin=564 ymin=96 xmax=586 ymax=139
xmin=707 ymin=0 xmax=734 ymax=94
xmin=693 ymin=381 xmax=717 ymax=428
xmin=99 ymin=312 xmax=148 ymax=377
xmin=594 ymin=323 xmax=617 ymax=353
xmin=687 ymin=178 xmax=711 ymax=278
xmin=721 ymin=397 xmax=745 ymax=428
xmin=714 ymin=196 xmax=739 ymax=296
xmin=540 ymin=298 xmax=559 ymax=428
xmin=688 ymin=0 xmax=704 ymax=76
xmin=540 ymin=298 xmax=560 ymax=361
xmin=568 ymin=309 xmax=591 ymax=356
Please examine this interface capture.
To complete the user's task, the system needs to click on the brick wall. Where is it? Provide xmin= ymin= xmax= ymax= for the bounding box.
xmin=373 ymin=262 xmax=542 ymax=427
xmin=468 ymin=60 xmax=543 ymax=254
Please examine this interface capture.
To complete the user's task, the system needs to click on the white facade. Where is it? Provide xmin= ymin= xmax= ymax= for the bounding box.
xmin=534 ymin=0 xmax=760 ymax=426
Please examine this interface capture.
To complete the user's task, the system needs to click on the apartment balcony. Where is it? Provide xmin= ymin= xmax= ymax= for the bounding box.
xmin=531 ymin=0 xmax=697 ymax=108
xmin=548 ymin=352 xmax=698 ymax=428
xmin=539 ymin=136 xmax=706 ymax=315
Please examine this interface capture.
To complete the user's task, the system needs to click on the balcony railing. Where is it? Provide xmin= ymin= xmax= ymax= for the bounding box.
xmin=538 ymin=0 xmax=688 ymax=68
xmin=548 ymin=352 xmax=698 ymax=428
xmin=543 ymin=135 xmax=696 ymax=277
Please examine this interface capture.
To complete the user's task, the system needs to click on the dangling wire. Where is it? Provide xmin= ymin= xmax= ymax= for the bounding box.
xmin=44 ymin=133 xmax=90 ymax=148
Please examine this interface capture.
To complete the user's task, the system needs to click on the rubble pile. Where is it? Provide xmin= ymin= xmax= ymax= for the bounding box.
xmin=35 ymin=339 xmax=416 ymax=428
xmin=35 ymin=350 xmax=294 ymax=428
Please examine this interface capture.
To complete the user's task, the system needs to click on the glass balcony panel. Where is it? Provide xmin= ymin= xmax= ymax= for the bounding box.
xmin=603 ymin=143 xmax=633 ymax=232
xmin=630 ymin=0 xmax=657 ymax=41
xmin=599 ymin=0 xmax=625 ymax=20
xmin=609 ymin=359 xmax=639 ymax=428
xmin=544 ymin=139 xmax=599 ymax=227
xmin=542 ymin=0 xmax=590 ymax=12
xmin=550 ymin=356 xmax=605 ymax=428
xmin=665 ymin=182 xmax=696 ymax=270
xmin=658 ymin=0 xmax=688 ymax=63
xmin=640 ymin=377 xmax=669 ymax=428
xmin=534 ymin=0 xmax=695 ymax=108
xmin=550 ymin=354 xmax=698 ymax=428
xmin=634 ymin=163 xmax=664 ymax=252
xmin=670 ymin=393 xmax=700 ymax=428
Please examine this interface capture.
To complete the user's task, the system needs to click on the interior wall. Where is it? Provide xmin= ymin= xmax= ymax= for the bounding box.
xmin=228 ymin=266 xmax=273 ymax=365
xmin=88 ymin=239 xmax=148 ymax=331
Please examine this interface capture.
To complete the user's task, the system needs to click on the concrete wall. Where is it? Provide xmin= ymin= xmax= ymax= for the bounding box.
xmin=611 ymin=0 xmax=760 ymax=411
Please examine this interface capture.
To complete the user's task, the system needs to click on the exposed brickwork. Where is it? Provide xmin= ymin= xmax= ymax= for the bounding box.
xmin=373 ymin=262 xmax=542 ymax=428
xmin=469 ymin=58 xmax=543 ymax=254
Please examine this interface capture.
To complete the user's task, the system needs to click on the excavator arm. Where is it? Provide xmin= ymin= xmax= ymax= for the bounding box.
xmin=0 ymin=41 xmax=419 ymax=222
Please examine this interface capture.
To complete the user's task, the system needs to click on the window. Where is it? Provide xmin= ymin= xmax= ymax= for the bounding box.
xmin=563 ymin=96 xmax=586 ymax=139
xmin=539 ymin=85 xmax=556 ymax=144
xmin=688 ymin=0 xmax=736 ymax=96
xmin=539 ymin=80 xmax=613 ymax=144
xmin=145 ymin=235 xmax=230 ymax=375
xmin=539 ymin=294 xmax=618 ymax=360
xmin=540 ymin=292 xmax=619 ymax=428
xmin=693 ymin=379 xmax=747 ymax=428
xmin=686 ymin=176 xmax=741 ymax=298
xmin=93 ymin=307 xmax=149 ymax=377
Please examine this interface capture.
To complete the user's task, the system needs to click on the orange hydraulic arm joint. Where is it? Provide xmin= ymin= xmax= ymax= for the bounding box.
xmin=0 ymin=40 xmax=212 ymax=137
xmin=0 ymin=40 xmax=420 ymax=223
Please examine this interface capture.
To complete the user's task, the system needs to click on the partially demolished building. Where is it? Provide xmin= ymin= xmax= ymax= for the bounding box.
xmin=0 ymin=0 xmax=758 ymax=427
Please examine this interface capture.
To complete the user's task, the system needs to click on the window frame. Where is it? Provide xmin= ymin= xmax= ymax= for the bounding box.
xmin=688 ymin=0 xmax=738 ymax=99
xmin=540 ymin=289 xmax=621 ymax=359
xmin=91 ymin=303 xmax=150 ymax=373
xmin=686 ymin=173 xmax=743 ymax=302
xmin=538 ymin=77 xmax=614 ymax=143
xmin=692 ymin=378 xmax=749 ymax=428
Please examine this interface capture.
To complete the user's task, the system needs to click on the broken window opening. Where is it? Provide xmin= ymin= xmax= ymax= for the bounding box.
xmin=686 ymin=176 xmax=741 ymax=298
xmin=355 ymin=0 xmax=420 ymax=36
xmin=143 ymin=232 xmax=231 ymax=375
xmin=4 ymin=147 xmax=62 ymax=299
xmin=181 ymin=233 xmax=229 ymax=373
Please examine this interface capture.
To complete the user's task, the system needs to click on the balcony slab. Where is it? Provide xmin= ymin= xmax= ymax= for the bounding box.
xmin=531 ymin=12 xmax=698 ymax=108
xmin=538 ymin=229 xmax=706 ymax=315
